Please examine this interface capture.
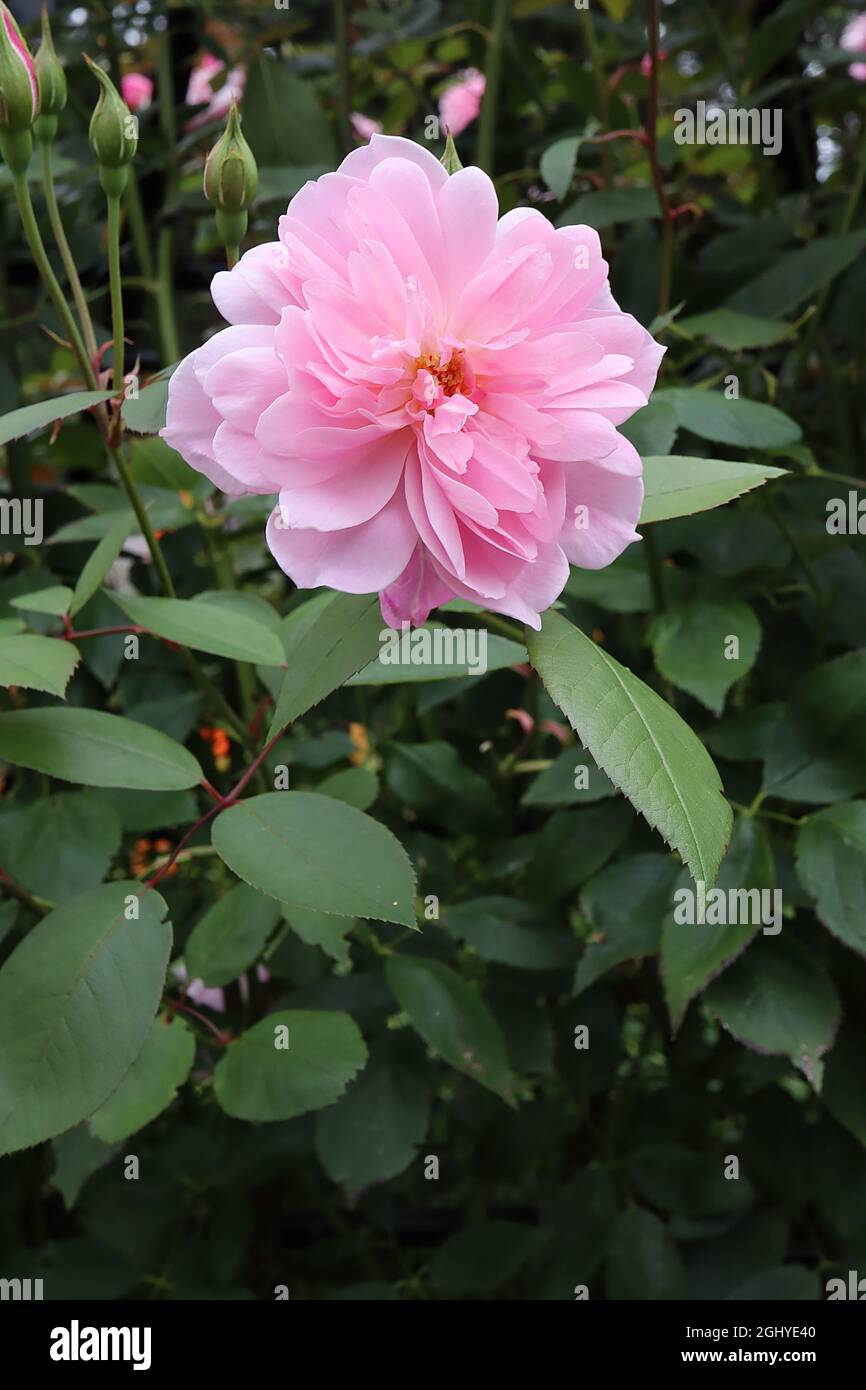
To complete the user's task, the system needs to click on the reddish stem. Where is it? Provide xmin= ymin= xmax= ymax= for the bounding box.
xmin=62 ymin=623 xmax=147 ymax=641
xmin=144 ymin=728 xmax=285 ymax=889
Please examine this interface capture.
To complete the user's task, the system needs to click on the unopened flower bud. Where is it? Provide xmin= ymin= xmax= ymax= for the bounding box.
xmin=440 ymin=130 xmax=463 ymax=175
xmin=33 ymin=5 xmax=65 ymax=142
xmin=204 ymin=97 xmax=257 ymax=254
xmin=0 ymin=1 xmax=39 ymax=173
xmin=84 ymin=54 xmax=137 ymax=196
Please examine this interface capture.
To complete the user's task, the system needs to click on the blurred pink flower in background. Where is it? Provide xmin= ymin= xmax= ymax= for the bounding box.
xmin=162 ymin=135 xmax=664 ymax=630
xmin=121 ymin=72 xmax=154 ymax=112
xmin=350 ymin=111 xmax=382 ymax=141
xmin=439 ymin=68 xmax=486 ymax=135
xmin=640 ymin=49 xmax=668 ymax=76
xmin=842 ymin=14 xmax=866 ymax=81
xmin=185 ymin=52 xmax=246 ymax=130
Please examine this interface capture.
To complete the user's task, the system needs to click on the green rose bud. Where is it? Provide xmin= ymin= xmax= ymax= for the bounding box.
xmin=203 ymin=97 xmax=258 ymax=258
xmin=0 ymin=1 xmax=39 ymax=173
xmin=33 ymin=5 xmax=65 ymax=143
xmin=440 ymin=131 xmax=463 ymax=175
xmin=84 ymin=54 xmax=137 ymax=196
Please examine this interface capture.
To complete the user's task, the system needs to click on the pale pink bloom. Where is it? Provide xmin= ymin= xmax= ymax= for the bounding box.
xmin=640 ymin=49 xmax=668 ymax=77
xmin=439 ymin=68 xmax=486 ymax=136
xmin=842 ymin=14 xmax=866 ymax=81
xmin=173 ymin=962 xmax=268 ymax=1013
xmin=162 ymin=135 xmax=664 ymax=629
xmin=351 ymin=111 xmax=382 ymax=141
xmin=121 ymin=72 xmax=154 ymax=112
xmin=185 ymin=52 xmax=246 ymax=131
xmin=1 ymin=2 xmax=39 ymax=127
xmin=173 ymin=963 xmax=226 ymax=1013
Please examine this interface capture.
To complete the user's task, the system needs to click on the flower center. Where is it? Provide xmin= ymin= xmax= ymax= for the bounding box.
xmin=414 ymin=349 xmax=467 ymax=398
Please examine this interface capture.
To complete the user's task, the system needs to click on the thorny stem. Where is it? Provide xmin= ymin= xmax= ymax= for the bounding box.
xmin=144 ymin=730 xmax=287 ymax=889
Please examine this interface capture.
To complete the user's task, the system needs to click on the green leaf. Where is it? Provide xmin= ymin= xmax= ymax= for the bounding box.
xmin=444 ymin=896 xmax=576 ymax=970
xmin=540 ymin=135 xmax=580 ymax=199
xmin=649 ymin=599 xmax=762 ymax=713
xmin=576 ymin=854 xmax=680 ymax=995
xmin=796 ymin=802 xmax=866 ymax=955
xmin=70 ymin=516 xmax=131 ymax=617
xmin=660 ymin=816 xmax=775 ymax=1031
xmin=705 ymin=937 xmax=840 ymax=1084
xmin=763 ymin=651 xmax=866 ymax=804
xmin=211 ymin=792 xmax=417 ymax=927
xmin=186 ymin=883 xmax=283 ymax=987
xmin=99 ymin=787 xmax=199 ymax=833
xmin=527 ymin=610 xmax=732 ymax=886
xmin=50 ymin=1127 xmax=119 ymax=1210
xmin=526 ymin=801 xmax=632 ymax=903
xmin=677 ymin=308 xmax=797 ymax=350
xmin=385 ymin=741 xmax=499 ymax=832
xmin=639 ymin=455 xmax=786 ymax=524
xmin=385 ymin=955 xmax=513 ymax=1098
xmin=653 ymin=388 xmax=801 ymax=449
xmin=121 ymin=365 xmax=175 ymax=434
xmin=89 ymin=1016 xmax=194 ymax=1143
xmin=0 ymin=882 xmax=172 ymax=1154
xmin=348 ymin=625 xmax=525 ymax=684
xmin=316 ymin=766 xmax=378 ymax=811
xmin=213 ymin=1010 xmax=366 ymax=1122
xmin=10 ymin=585 xmax=73 ymax=616
xmin=727 ymin=229 xmax=866 ymax=318
xmin=625 ymin=1142 xmax=753 ymax=1220
xmin=565 ymin=554 xmax=658 ymax=613
xmin=823 ymin=1021 xmax=866 ymax=1148
xmin=282 ymin=903 xmax=355 ymax=966
xmin=427 ymin=1220 xmax=544 ymax=1293
xmin=270 ymin=591 xmax=384 ymax=731
xmin=558 ymin=186 xmax=659 ymax=230
xmin=127 ymin=435 xmax=210 ymax=494
xmin=619 ymin=400 xmax=679 ymax=457
xmin=522 ymin=746 xmax=616 ymax=807
xmin=605 ymin=1207 xmax=685 ymax=1300
xmin=0 ymin=791 xmax=121 ymax=901
xmin=256 ymin=164 xmax=330 ymax=203
xmin=0 ymin=707 xmax=203 ymax=789
xmin=315 ymin=1042 xmax=430 ymax=1196
xmin=0 ymin=634 xmax=80 ymax=697
xmin=0 ymin=390 xmax=113 ymax=446
xmin=242 ymin=59 xmax=336 ymax=167
xmin=111 ymin=593 xmax=285 ymax=665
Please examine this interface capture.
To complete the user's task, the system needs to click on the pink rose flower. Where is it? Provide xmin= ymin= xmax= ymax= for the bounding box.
xmin=121 ymin=72 xmax=154 ymax=112
xmin=350 ymin=111 xmax=382 ymax=142
xmin=185 ymin=52 xmax=246 ymax=131
xmin=439 ymin=68 xmax=486 ymax=136
xmin=0 ymin=1 xmax=39 ymax=130
xmin=162 ymin=135 xmax=664 ymax=629
xmin=842 ymin=14 xmax=866 ymax=81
